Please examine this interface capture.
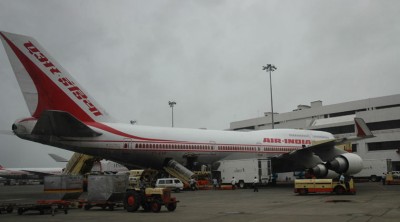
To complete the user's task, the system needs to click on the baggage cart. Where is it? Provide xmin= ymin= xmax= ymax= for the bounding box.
xmin=84 ymin=174 xmax=128 ymax=210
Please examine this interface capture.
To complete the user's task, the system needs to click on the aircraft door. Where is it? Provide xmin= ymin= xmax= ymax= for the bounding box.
xmin=123 ymin=138 xmax=133 ymax=149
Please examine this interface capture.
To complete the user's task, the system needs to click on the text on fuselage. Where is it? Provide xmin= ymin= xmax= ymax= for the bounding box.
xmin=263 ymin=138 xmax=311 ymax=145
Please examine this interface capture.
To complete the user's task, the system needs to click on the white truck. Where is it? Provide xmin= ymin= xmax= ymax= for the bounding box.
xmin=353 ymin=159 xmax=389 ymax=182
xmin=214 ymin=158 xmax=272 ymax=188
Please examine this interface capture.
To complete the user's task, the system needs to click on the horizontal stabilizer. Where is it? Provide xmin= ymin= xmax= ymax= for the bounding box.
xmin=32 ymin=110 xmax=102 ymax=137
xmin=334 ymin=118 xmax=374 ymax=145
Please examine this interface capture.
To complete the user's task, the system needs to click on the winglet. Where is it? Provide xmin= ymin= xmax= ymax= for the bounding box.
xmin=48 ymin=154 xmax=68 ymax=162
xmin=354 ymin=118 xmax=373 ymax=138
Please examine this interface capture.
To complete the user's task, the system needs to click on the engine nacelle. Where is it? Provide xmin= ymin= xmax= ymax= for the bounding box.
xmin=327 ymin=153 xmax=363 ymax=175
xmin=325 ymin=170 xmax=340 ymax=179
xmin=310 ymin=164 xmax=328 ymax=178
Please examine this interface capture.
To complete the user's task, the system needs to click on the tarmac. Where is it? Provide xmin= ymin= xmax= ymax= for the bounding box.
xmin=0 ymin=182 xmax=400 ymax=222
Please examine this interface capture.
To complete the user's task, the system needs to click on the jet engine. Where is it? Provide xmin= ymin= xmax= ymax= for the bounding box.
xmin=327 ymin=153 xmax=363 ymax=175
xmin=310 ymin=164 xmax=328 ymax=177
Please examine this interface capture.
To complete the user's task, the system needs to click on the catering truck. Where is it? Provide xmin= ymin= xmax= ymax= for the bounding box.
xmin=353 ymin=159 xmax=389 ymax=182
xmin=213 ymin=158 xmax=272 ymax=188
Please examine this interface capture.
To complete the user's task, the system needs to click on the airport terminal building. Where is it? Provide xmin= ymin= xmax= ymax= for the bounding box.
xmin=230 ymin=94 xmax=400 ymax=171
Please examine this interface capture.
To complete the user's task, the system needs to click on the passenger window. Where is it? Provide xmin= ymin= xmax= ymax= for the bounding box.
xmin=166 ymin=179 xmax=173 ymax=184
xmin=159 ymin=180 xmax=165 ymax=184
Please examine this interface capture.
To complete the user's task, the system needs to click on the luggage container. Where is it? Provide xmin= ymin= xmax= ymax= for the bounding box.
xmin=84 ymin=174 xmax=129 ymax=210
xmin=43 ymin=175 xmax=83 ymax=200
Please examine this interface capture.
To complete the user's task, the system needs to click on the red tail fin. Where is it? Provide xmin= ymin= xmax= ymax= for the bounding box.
xmin=0 ymin=31 xmax=112 ymax=123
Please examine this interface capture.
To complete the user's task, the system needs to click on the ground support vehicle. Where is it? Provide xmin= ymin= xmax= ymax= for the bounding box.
xmin=353 ymin=159 xmax=389 ymax=182
xmin=16 ymin=200 xmax=70 ymax=216
xmin=385 ymin=172 xmax=400 ymax=185
xmin=0 ymin=203 xmax=15 ymax=214
xmin=124 ymin=188 xmax=179 ymax=213
xmin=155 ymin=178 xmax=184 ymax=192
xmin=294 ymin=178 xmax=356 ymax=195
xmin=1 ymin=175 xmax=81 ymax=216
xmin=213 ymin=158 xmax=272 ymax=189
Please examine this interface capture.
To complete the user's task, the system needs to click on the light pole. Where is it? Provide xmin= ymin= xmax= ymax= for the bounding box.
xmin=262 ymin=64 xmax=277 ymax=129
xmin=168 ymin=101 xmax=176 ymax=127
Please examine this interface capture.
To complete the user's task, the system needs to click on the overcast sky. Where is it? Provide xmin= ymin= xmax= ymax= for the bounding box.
xmin=0 ymin=0 xmax=400 ymax=167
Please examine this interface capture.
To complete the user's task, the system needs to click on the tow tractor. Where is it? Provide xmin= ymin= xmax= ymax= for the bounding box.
xmin=124 ymin=188 xmax=178 ymax=213
xmin=294 ymin=178 xmax=356 ymax=195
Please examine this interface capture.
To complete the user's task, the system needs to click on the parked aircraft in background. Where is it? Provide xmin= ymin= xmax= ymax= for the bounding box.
xmin=0 ymin=165 xmax=32 ymax=179
xmin=0 ymin=164 xmax=62 ymax=179
xmin=0 ymin=31 xmax=373 ymax=179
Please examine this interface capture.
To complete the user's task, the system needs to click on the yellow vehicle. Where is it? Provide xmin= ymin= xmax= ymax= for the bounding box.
xmin=385 ymin=172 xmax=400 ymax=185
xmin=294 ymin=178 xmax=356 ymax=195
xmin=124 ymin=188 xmax=178 ymax=213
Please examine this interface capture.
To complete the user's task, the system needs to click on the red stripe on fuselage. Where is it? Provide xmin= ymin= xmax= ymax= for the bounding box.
xmin=87 ymin=122 xmax=180 ymax=142
xmin=1 ymin=33 xmax=94 ymax=122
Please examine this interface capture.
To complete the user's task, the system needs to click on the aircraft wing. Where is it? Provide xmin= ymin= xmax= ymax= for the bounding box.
xmin=271 ymin=140 xmax=337 ymax=173
xmin=31 ymin=110 xmax=102 ymax=137
xmin=272 ymin=118 xmax=373 ymax=174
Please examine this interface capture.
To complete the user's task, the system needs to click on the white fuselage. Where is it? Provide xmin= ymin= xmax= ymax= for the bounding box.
xmin=23 ymin=121 xmax=334 ymax=169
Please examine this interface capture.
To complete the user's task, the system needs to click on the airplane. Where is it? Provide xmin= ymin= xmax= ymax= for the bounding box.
xmin=0 ymin=31 xmax=373 ymax=179
xmin=0 ymin=165 xmax=32 ymax=179
xmin=0 ymin=164 xmax=63 ymax=180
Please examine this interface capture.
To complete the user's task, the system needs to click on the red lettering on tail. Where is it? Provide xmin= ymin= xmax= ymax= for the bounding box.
xmin=24 ymin=41 xmax=102 ymax=117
